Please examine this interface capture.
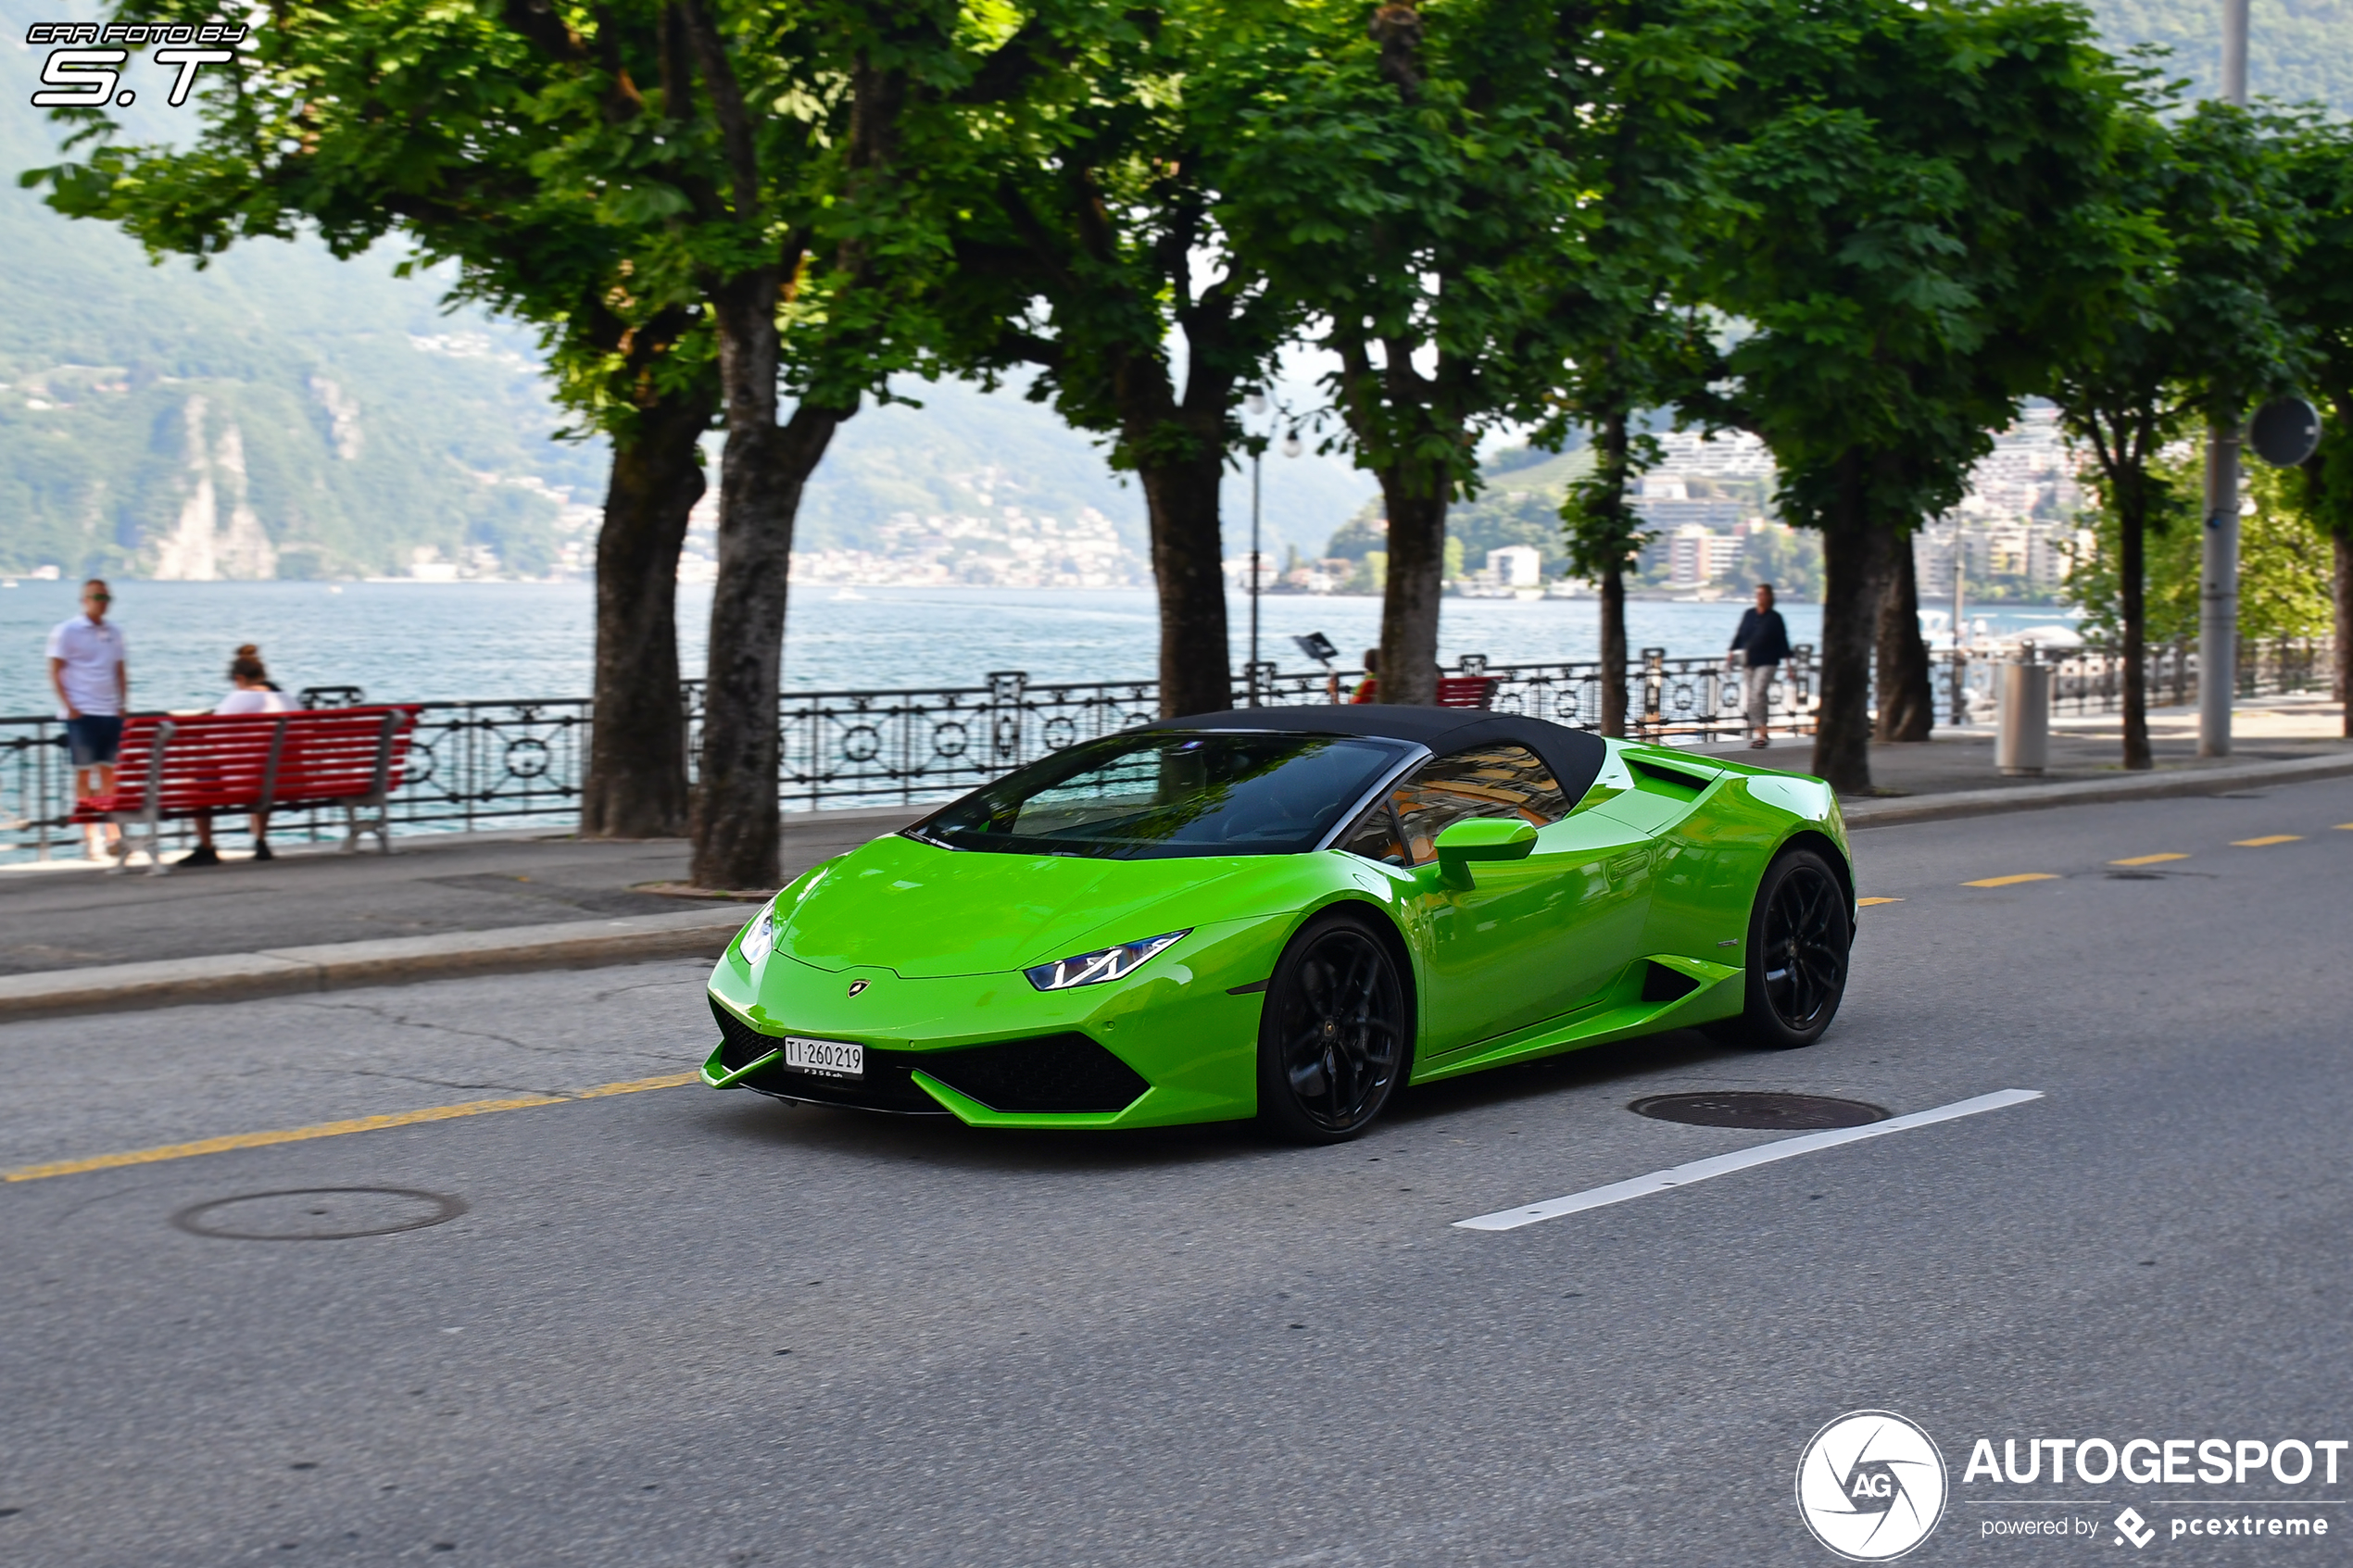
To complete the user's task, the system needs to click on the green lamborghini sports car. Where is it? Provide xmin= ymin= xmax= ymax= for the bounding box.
xmin=703 ymin=705 xmax=1856 ymax=1143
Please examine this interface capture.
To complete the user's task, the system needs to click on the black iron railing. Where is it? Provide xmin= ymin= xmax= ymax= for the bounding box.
xmin=4 ymin=636 xmax=2334 ymax=860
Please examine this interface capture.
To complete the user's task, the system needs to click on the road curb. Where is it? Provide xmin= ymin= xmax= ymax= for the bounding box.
xmin=1841 ymin=750 xmax=2353 ymax=829
xmin=0 ymin=906 xmax=751 ymax=1024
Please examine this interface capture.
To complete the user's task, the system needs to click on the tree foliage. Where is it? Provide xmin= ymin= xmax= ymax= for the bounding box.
xmin=2049 ymin=100 xmax=2312 ymax=767
xmin=2072 ymin=447 xmax=2333 ymax=645
xmin=1695 ymin=0 xmax=2133 ymax=788
xmin=1218 ymin=0 xmax=1606 ymax=704
xmin=934 ymin=0 xmax=1299 ymax=717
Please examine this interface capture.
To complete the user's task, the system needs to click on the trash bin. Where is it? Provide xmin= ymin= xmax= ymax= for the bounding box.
xmin=1995 ymin=648 xmax=2050 ymax=776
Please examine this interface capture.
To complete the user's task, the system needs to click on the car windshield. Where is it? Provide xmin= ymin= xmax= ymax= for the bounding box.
xmin=912 ymin=731 xmax=1413 ymax=859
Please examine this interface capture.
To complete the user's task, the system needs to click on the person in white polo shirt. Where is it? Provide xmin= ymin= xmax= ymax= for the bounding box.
xmin=46 ymin=579 xmax=129 ymax=859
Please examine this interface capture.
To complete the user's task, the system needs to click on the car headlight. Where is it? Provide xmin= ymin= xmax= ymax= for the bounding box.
xmin=1024 ymin=930 xmax=1189 ymax=992
xmin=738 ymin=906 xmax=776 ymax=966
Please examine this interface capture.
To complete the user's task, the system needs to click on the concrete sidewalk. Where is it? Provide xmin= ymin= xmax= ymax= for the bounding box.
xmin=1688 ymin=690 xmax=2350 ymax=794
xmin=0 ymin=805 xmax=919 ymax=998
xmin=3 ymin=696 xmax=2345 ymax=1021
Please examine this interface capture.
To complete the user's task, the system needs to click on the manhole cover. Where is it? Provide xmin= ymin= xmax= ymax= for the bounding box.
xmin=171 ymin=1187 xmax=467 ymax=1242
xmin=1630 ymin=1092 xmax=1888 ymax=1130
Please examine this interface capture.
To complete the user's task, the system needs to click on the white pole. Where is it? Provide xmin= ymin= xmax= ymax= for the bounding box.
xmin=1250 ymin=445 xmax=1263 ymax=708
xmin=2199 ymin=0 xmax=2249 ymax=757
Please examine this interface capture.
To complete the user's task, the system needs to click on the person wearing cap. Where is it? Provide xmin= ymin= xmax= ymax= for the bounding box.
xmin=46 ymin=579 xmax=128 ymax=859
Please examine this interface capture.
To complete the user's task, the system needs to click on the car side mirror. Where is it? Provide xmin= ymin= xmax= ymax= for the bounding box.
xmin=1433 ymin=817 xmax=1537 ymax=887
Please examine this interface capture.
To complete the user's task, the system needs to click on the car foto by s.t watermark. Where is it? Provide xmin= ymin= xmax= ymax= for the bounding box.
xmin=26 ymin=20 xmax=245 ymax=110
xmin=1798 ymin=1411 xmax=2346 ymax=1559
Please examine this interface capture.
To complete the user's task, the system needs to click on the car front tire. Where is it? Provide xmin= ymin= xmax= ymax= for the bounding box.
xmin=1717 ymin=845 xmax=1851 ymax=1049
xmin=1256 ymin=909 xmax=1411 ymax=1144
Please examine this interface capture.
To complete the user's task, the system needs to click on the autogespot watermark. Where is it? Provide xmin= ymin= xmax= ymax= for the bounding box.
xmin=1797 ymin=1412 xmax=2347 ymax=1558
xmin=25 ymin=20 xmax=245 ymax=110
xmin=1798 ymin=1411 xmax=1952 ymax=1561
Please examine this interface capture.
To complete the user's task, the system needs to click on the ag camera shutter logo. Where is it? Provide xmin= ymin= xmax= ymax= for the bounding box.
xmin=1795 ymin=1410 xmax=1950 ymax=1561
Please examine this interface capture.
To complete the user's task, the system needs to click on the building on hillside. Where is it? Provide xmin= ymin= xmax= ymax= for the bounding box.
xmin=1662 ymin=524 xmax=1748 ymax=588
xmin=1913 ymin=520 xmax=2090 ymax=600
xmin=786 ymin=504 xmax=1144 ymax=588
xmin=1459 ymin=544 xmax=1544 ymax=597
xmin=1489 ymin=545 xmax=1541 ymax=587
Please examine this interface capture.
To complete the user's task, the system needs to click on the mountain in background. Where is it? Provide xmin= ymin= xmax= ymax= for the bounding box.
xmin=2097 ymin=0 xmax=2353 ymax=110
xmin=0 ymin=0 xmax=2343 ymax=582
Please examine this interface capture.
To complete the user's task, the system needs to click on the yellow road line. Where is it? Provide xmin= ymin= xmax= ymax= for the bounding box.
xmin=2232 ymin=835 xmax=2303 ymax=847
xmin=2110 ymin=853 xmax=2188 ymax=866
xmin=2336 ymin=824 xmax=2353 ymax=832
xmin=1962 ymin=873 xmax=2059 ymax=888
xmin=3 ymin=1071 xmax=698 ymax=1185
xmin=1856 ymin=897 xmax=1904 ymax=906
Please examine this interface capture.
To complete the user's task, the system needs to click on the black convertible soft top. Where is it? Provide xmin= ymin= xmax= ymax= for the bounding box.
xmin=1149 ymin=704 xmax=1609 ymax=807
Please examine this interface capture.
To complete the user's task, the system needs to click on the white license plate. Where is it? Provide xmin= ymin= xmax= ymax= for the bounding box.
xmin=782 ymin=1036 xmax=863 ymax=1079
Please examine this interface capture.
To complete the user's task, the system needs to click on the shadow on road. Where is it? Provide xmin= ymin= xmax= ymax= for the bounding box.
xmin=692 ymin=1025 xmax=1765 ymax=1173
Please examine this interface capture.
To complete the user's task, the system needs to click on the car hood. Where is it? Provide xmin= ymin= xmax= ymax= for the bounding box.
xmin=776 ymin=831 xmax=1303 ymax=978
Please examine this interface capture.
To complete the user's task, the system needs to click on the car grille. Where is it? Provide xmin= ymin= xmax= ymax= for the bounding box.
xmin=916 ymin=1033 xmax=1151 ymax=1114
xmin=709 ymin=1000 xmax=1149 ymax=1117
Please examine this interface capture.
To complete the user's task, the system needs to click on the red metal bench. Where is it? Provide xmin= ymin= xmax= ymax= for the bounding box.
xmin=73 ymin=705 xmax=422 ymax=874
xmin=1348 ymin=675 xmax=1500 ymax=709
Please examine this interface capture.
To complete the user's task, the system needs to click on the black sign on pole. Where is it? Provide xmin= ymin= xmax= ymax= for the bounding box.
xmin=2248 ymin=395 xmax=2322 ymax=468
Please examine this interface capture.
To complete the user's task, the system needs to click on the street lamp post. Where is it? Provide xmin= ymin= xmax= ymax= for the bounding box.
xmin=2200 ymin=0 xmax=2251 ymax=757
xmin=1241 ymin=392 xmax=1302 ymax=707
xmin=1249 ymin=395 xmax=1265 ymax=706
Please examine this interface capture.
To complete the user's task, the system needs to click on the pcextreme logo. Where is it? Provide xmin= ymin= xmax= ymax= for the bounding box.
xmin=1796 ymin=1410 xmax=1951 ymax=1562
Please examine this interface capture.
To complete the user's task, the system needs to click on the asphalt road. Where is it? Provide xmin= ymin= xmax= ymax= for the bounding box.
xmin=6 ymin=780 xmax=2353 ymax=1565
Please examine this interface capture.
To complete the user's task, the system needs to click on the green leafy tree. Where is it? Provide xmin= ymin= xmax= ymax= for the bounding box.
xmin=2275 ymin=116 xmax=2353 ymax=731
xmin=1541 ymin=0 xmax=1737 ymax=735
xmin=2073 ymin=448 xmax=2332 ymax=648
xmin=1558 ymin=421 xmax=1657 ymax=734
xmin=1695 ymin=0 xmax=2130 ymax=790
xmin=2050 ymin=101 xmax=2310 ymax=769
xmin=652 ymin=0 xmax=976 ymax=887
xmin=28 ymin=0 xmax=721 ymax=835
xmin=1220 ymin=0 xmax=1597 ymax=705
xmin=936 ymin=0 xmax=1297 ymax=719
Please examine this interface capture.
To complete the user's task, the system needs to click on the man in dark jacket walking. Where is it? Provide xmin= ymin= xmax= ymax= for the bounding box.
xmin=1728 ymin=583 xmax=1791 ymax=748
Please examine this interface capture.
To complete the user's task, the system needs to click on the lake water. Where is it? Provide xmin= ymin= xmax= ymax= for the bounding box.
xmin=0 ymin=579 xmax=2080 ymax=716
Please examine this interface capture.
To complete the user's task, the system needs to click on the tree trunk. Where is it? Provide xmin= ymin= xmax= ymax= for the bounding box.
xmin=2334 ymin=530 xmax=2351 ymax=735
xmin=1375 ymin=472 xmax=1446 ymax=706
xmin=1118 ymin=330 xmax=1234 ymax=719
xmin=689 ymin=267 xmax=851 ymax=889
xmin=1872 ymin=533 xmax=1934 ymax=742
xmin=1809 ymin=458 xmax=1879 ymax=794
xmin=1592 ymin=410 xmax=1631 ymax=737
xmin=2119 ymin=492 xmax=2152 ymax=771
xmin=581 ymin=377 xmax=718 ymax=837
xmin=1600 ymin=567 xmax=1628 ymax=736
xmin=1135 ymin=445 xmax=1232 ymax=717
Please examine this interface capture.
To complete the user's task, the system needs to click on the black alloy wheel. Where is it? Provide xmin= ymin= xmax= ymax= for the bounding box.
xmin=1257 ymin=912 xmax=1410 ymax=1143
xmin=1722 ymin=847 xmax=1850 ymax=1049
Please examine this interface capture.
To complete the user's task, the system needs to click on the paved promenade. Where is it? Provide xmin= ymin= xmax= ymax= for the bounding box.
xmin=4 ymin=695 xmax=2344 ymax=1011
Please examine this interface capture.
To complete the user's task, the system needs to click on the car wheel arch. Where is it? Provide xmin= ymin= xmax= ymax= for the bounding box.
xmin=1774 ymin=828 xmax=1854 ymax=910
xmin=1283 ymin=894 xmax=1421 ymax=1060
